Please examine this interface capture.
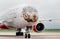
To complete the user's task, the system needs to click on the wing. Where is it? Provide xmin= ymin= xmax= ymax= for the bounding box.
xmin=39 ymin=18 xmax=60 ymax=22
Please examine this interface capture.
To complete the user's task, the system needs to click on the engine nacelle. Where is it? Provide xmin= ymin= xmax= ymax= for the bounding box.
xmin=32 ymin=23 xmax=44 ymax=32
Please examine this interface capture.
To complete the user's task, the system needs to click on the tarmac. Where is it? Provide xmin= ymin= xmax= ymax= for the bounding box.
xmin=0 ymin=32 xmax=60 ymax=39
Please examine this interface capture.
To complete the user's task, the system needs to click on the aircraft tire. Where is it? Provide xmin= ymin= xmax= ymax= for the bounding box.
xmin=28 ymin=34 xmax=31 ymax=38
xmin=25 ymin=34 xmax=27 ymax=38
xmin=16 ymin=32 xmax=20 ymax=36
xmin=16 ymin=32 xmax=23 ymax=36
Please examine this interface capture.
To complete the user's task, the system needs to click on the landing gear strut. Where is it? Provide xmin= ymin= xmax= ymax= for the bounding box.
xmin=25 ymin=26 xmax=31 ymax=38
xmin=16 ymin=28 xmax=23 ymax=36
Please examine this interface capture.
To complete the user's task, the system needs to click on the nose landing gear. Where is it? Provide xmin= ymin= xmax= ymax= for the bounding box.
xmin=25 ymin=26 xmax=31 ymax=38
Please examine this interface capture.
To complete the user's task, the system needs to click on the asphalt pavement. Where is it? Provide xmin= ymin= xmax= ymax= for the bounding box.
xmin=0 ymin=32 xmax=60 ymax=39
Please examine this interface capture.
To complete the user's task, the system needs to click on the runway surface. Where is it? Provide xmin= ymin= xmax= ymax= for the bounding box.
xmin=0 ymin=32 xmax=60 ymax=39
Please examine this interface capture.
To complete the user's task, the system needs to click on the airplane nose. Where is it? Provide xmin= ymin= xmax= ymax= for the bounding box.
xmin=23 ymin=13 xmax=38 ymax=22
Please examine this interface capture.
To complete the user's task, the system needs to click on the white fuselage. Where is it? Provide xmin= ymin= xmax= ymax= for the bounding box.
xmin=11 ymin=12 xmax=35 ymax=28
xmin=1 ymin=6 xmax=38 ymax=29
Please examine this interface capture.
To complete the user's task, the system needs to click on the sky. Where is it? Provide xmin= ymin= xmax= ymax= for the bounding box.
xmin=0 ymin=0 xmax=60 ymax=29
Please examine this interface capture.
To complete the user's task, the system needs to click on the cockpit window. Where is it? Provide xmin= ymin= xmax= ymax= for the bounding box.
xmin=22 ymin=6 xmax=38 ymax=22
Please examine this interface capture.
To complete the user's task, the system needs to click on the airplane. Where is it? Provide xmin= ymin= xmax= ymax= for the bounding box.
xmin=0 ymin=6 xmax=59 ymax=38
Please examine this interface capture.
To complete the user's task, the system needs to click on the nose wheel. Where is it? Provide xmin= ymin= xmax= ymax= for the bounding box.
xmin=25 ymin=34 xmax=31 ymax=38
